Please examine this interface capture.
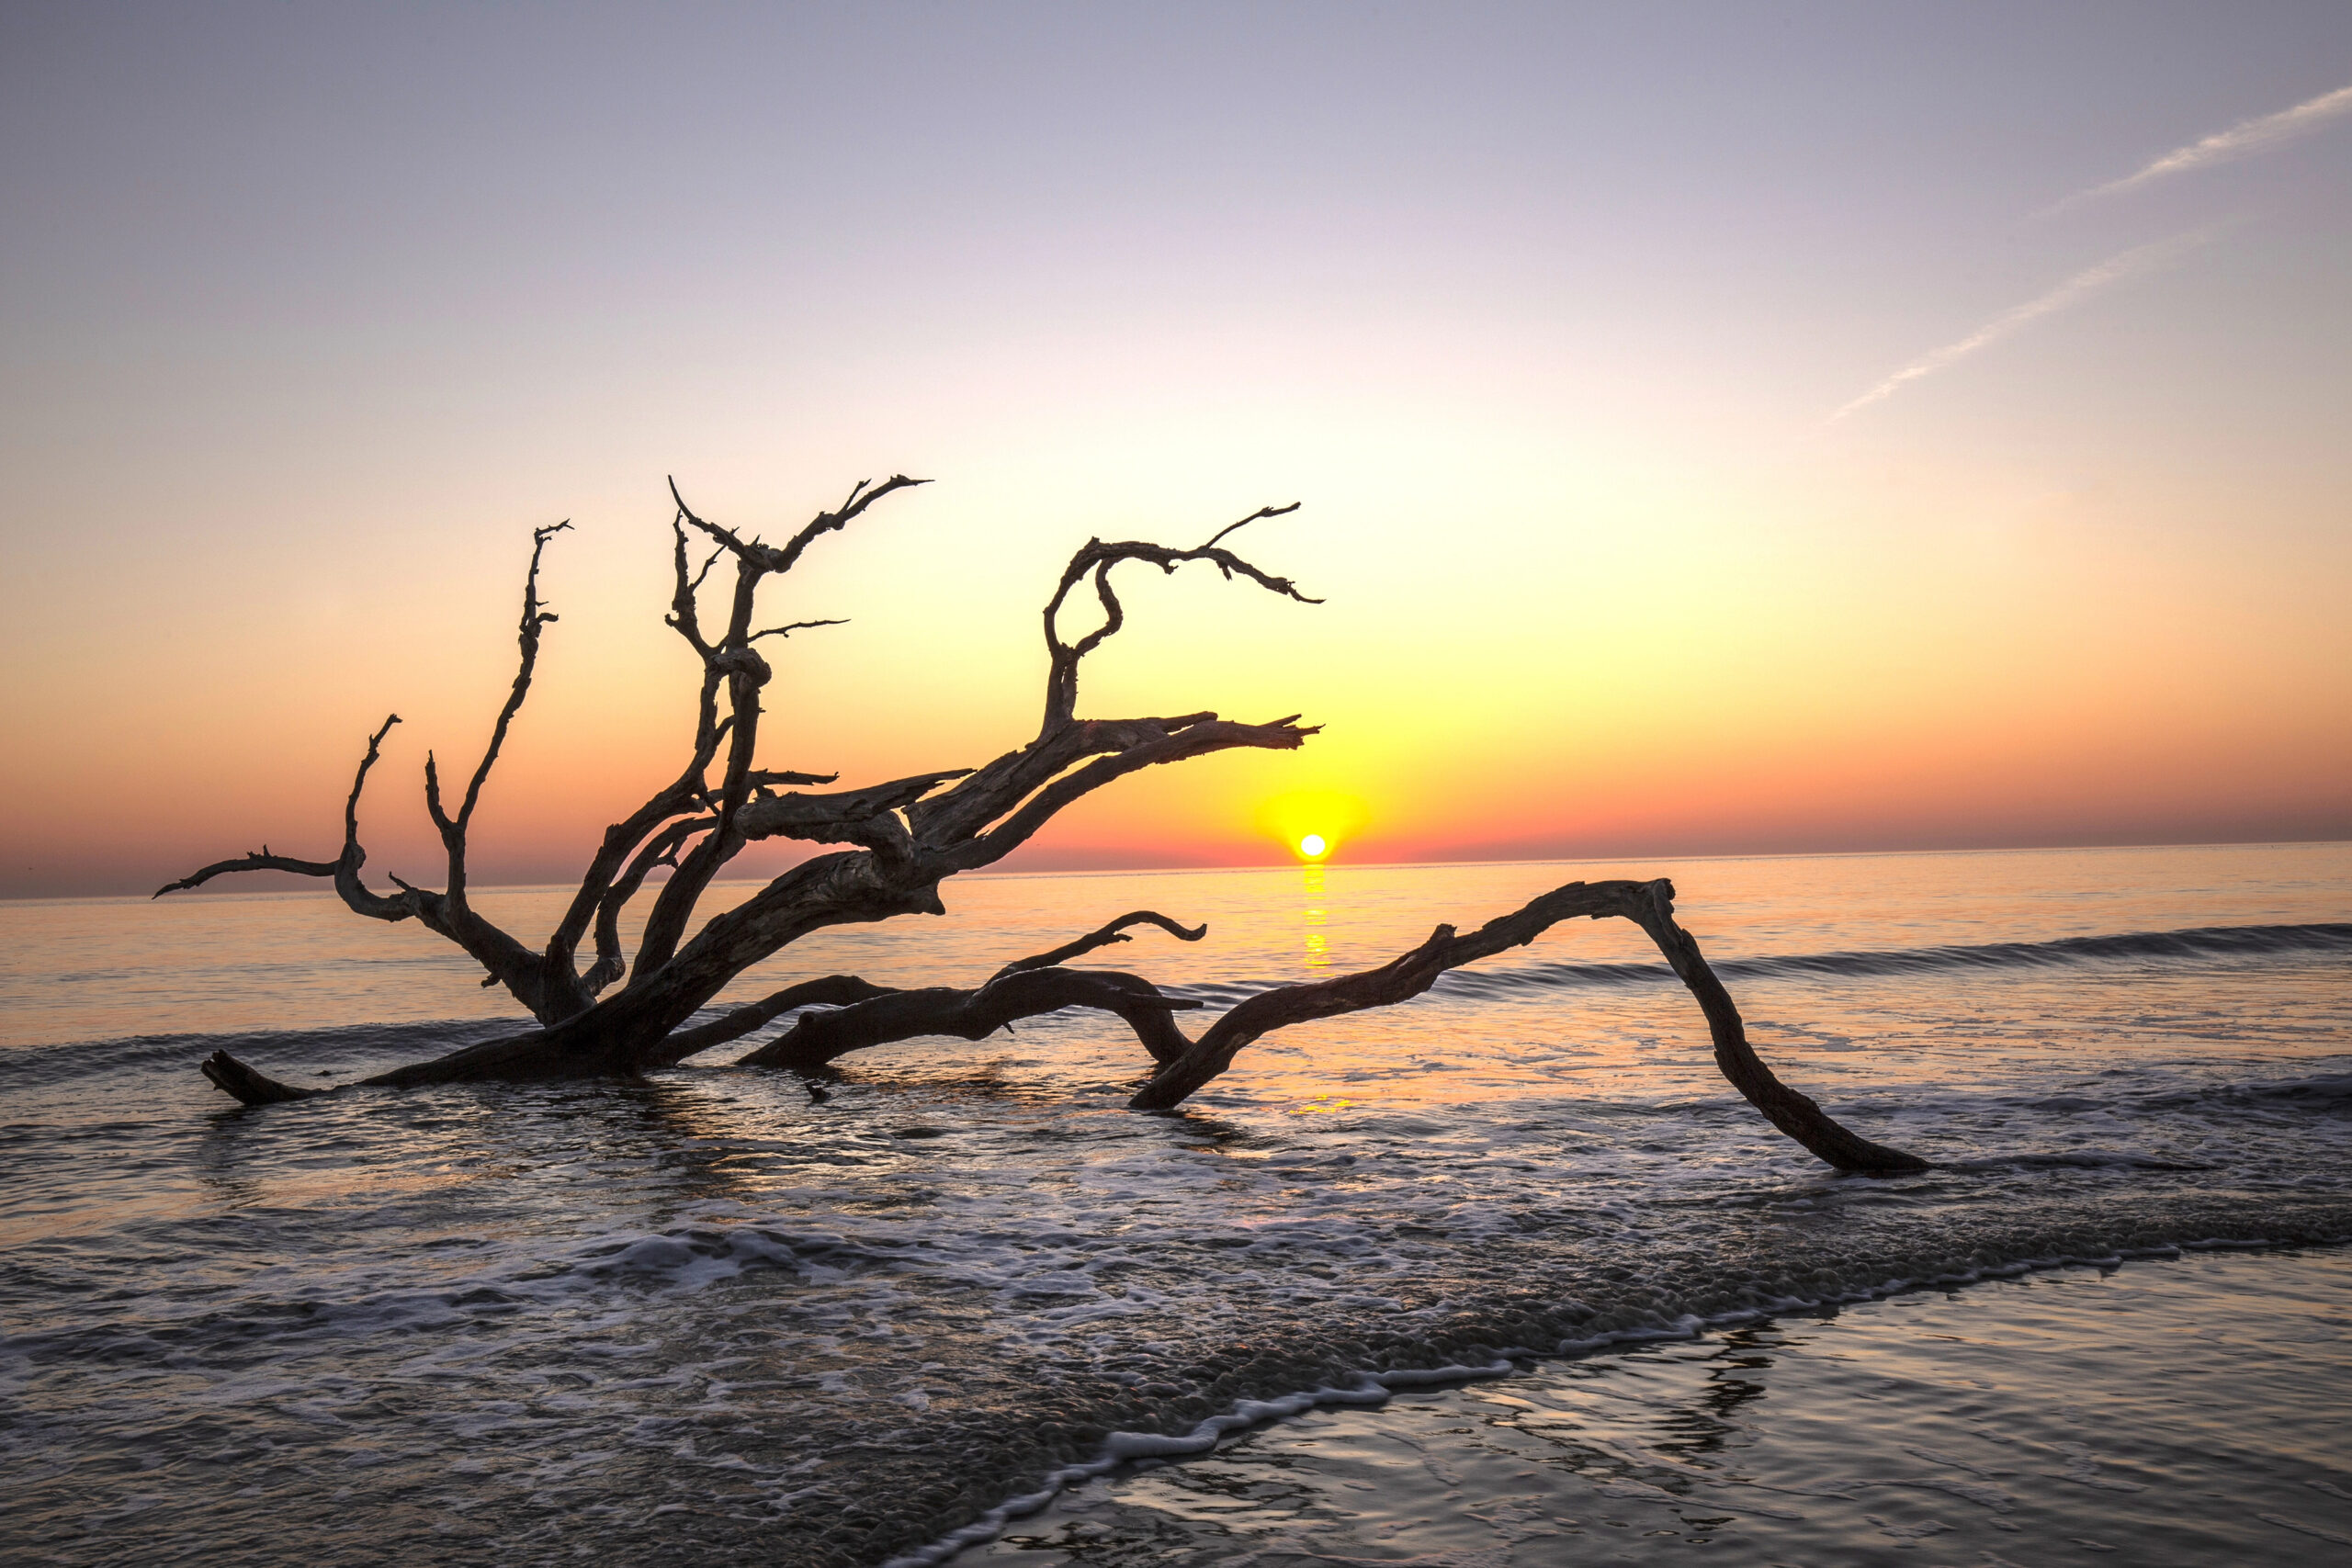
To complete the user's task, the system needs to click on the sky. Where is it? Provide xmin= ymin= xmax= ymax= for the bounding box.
xmin=3 ymin=2 xmax=2348 ymax=898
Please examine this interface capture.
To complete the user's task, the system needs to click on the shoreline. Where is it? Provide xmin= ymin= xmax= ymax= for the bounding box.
xmin=949 ymin=1243 xmax=2352 ymax=1566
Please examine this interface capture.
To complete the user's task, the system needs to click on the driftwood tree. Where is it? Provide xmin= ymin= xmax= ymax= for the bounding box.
xmin=163 ymin=479 xmax=1924 ymax=1175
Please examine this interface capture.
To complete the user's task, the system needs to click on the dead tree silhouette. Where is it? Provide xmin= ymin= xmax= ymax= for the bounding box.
xmin=160 ymin=478 xmax=1924 ymax=1175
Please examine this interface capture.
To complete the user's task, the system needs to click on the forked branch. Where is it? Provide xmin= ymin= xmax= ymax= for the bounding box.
xmin=1039 ymin=504 xmax=1319 ymax=733
xmin=667 ymin=909 xmax=1212 ymax=1068
xmin=737 ymin=967 xmax=1201 ymax=1071
xmin=155 ymin=713 xmax=409 ymax=923
xmin=686 ymin=879 xmax=1925 ymax=1175
xmin=1125 ymin=876 xmax=1927 ymax=1174
xmin=183 ymin=490 xmax=1334 ymax=1102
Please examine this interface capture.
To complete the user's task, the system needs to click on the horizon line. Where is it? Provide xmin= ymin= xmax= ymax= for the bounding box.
xmin=17 ymin=832 xmax=2349 ymax=904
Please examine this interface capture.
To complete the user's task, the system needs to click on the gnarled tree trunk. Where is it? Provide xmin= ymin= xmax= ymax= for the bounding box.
xmin=176 ymin=486 xmax=1314 ymax=1082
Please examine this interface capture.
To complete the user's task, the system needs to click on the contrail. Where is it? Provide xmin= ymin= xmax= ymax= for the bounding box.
xmin=2068 ymin=80 xmax=2352 ymax=205
xmin=1828 ymin=231 xmax=2213 ymax=423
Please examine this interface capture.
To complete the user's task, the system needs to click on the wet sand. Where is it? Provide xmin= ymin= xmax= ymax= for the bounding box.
xmin=971 ymin=1248 xmax=2352 ymax=1566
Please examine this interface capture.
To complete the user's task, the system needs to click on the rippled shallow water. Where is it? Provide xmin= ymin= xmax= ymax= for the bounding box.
xmin=974 ymin=1249 xmax=2352 ymax=1566
xmin=2 ymin=843 xmax=2348 ymax=1566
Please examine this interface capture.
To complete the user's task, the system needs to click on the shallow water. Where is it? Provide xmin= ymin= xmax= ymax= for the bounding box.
xmin=2 ymin=843 xmax=2348 ymax=1565
xmin=975 ymin=1249 xmax=2352 ymax=1566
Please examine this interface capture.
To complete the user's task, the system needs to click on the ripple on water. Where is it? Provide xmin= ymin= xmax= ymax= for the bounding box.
xmin=1 ymin=850 xmax=2347 ymax=1565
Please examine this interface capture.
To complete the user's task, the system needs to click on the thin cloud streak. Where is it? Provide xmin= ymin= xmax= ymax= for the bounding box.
xmin=2067 ymin=81 xmax=2352 ymax=205
xmin=1828 ymin=231 xmax=2213 ymax=423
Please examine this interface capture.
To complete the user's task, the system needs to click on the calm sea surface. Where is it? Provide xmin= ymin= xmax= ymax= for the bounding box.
xmin=3 ymin=843 xmax=2348 ymax=1565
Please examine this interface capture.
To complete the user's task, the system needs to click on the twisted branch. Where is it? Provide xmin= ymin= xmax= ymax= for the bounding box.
xmin=989 ymin=909 xmax=1206 ymax=980
xmin=155 ymin=714 xmax=409 ymax=923
xmin=737 ymin=968 xmax=1201 ymax=1071
xmin=1125 ymin=876 xmax=1927 ymax=1174
xmin=1039 ymin=503 xmax=1317 ymax=734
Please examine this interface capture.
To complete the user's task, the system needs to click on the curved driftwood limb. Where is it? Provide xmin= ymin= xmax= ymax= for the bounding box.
xmin=926 ymin=714 xmax=1320 ymax=873
xmin=700 ymin=911 xmax=1212 ymax=1073
xmin=738 ymin=967 xmax=1202 ymax=1070
xmin=629 ymin=910 xmax=1211 ymax=1073
xmin=1038 ymin=505 xmax=1317 ymax=734
xmin=1618 ymin=886 xmax=1925 ymax=1173
xmin=1125 ymin=876 xmax=1927 ymax=1175
xmin=155 ymin=847 xmax=345 ymax=897
xmin=155 ymin=714 xmax=409 ymax=920
xmin=733 ymin=769 xmax=978 ymax=860
xmin=195 ymin=973 xmax=900 ymax=1104
xmin=989 ymin=909 xmax=1206 ymax=981
xmin=644 ymin=975 xmax=901 ymax=1068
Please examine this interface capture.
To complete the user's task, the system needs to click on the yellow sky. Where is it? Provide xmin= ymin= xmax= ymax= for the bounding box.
xmin=3 ymin=7 xmax=2348 ymax=896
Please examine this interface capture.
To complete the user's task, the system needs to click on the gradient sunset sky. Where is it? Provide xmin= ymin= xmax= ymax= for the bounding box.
xmin=4 ymin=3 xmax=2347 ymax=898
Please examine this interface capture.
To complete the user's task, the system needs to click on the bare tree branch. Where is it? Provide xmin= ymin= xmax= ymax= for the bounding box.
xmin=952 ymin=715 xmax=1317 ymax=870
xmin=634 ymin=911 xmax=1212 ymax=1068
xmin=546 ymin=513 xmax=762 ymax=980
xmin=734 ymin=769 xmax=975 ymax=856
xmin=582 ymin=816 xmax=715 ymax=992
xmin=625 ymin=481 xmax=929 ymax=976
xmin=1125 ymin=876 xmax=1927 ymax=1174
xmin=426 ymin=522 xmax=569 ymax=885
xmin=749 ymin=618 xmax=849 ymax=643
xmin=1039 ymin=505 xmax=1317 ymax=734
xmin=989 ymin=909 xmax=1206 ymax=980
xmin=745 ymin=769 xmax=840 ymax=791
xmin=461 ymin=521 xmax=569 ymax=830
xmin=737 ymin=967 xmax=1202 ymax=1071
xmin=154 ymin=848 xmax=344 ymax=897
xmin=156 ymin=714 xmax=409 ymax=924
xmin=642 ymin=975 xmax=901 ymax=1066
xmin=670 ymin=474 xmax=931 ymax=576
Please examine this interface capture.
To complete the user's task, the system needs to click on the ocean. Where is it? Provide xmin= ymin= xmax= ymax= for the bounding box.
xmin=3 ymin=842 xmax=2347 ymax=1565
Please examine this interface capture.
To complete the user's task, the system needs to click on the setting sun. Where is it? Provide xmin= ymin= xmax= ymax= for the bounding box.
xmin=1296 ymin=833 xmax=1328 ymax=860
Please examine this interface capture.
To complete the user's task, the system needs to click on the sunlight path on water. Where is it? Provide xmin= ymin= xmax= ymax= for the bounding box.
xmin=0 ymin=844 xmax=2346 ymax=1566
xmin=4 ymin=841 xmax=2348 ymax=1049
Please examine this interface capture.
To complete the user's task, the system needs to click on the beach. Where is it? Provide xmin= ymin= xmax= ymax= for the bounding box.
xmin=3 ymin=843 xmax=2347 ymax=1565
xmin=973 ymin=1247 xmax=2352 ymax=1565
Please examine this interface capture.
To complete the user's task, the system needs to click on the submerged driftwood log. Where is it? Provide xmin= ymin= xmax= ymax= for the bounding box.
xmin=196 ymin=878 xmax=1924 ymax=1175
xmin=725 ymin=875 xmax=1921 ymax=1172
xmin=166 ymin=475 xmax=1926 ymax=1175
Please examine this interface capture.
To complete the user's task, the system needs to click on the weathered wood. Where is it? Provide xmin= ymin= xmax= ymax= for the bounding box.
xmin=738 ymin=966 xmax=1202 ymax=1070
xmin=1125 ymin=876 xmax=1927 ymax=1174
xmin=676 ymin=877 xmax=1925 ymax=1176
xmin=162 ymin=480 xmax=1926 ymax=1176
xmin=989 ymin=909 xmax=1205 ymax=981
xmin=176 ymin=486 xmax=1318 ymax=1095
xmin=643 ymin=975 xmax=899 ymax=1068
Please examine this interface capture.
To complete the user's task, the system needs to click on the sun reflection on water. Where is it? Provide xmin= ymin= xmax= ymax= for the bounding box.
xmin=1300 ymin=862 xmax=1329 ymax=970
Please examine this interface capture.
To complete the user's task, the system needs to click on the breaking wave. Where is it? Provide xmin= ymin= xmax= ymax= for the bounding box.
xmin=1168 ymin=920 xmax=2352 ymax=1006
